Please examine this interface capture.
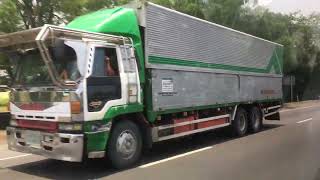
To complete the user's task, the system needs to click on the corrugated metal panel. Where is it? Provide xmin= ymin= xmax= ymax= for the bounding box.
xmin=145 ymin=3 xmax=281 ymax=74
xmin=143 ymin=3 xmax=282 ymax=111
xmin=151 ymin=69 xmax=282 ymax=111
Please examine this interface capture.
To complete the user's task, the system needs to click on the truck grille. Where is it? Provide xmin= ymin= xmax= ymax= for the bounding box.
xmin=17 ymin=119 xmax=57 ymax=131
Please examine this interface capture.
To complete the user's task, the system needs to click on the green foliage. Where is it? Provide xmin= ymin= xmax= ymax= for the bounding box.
xmin=0 ymin=0 xmax=21 ymax=33
xmin=150 ymin=0 xmax=205 ymax=18
xmin=0 ymin=0 xmax=131 ymax=29
xmin=0 ymin=53 xmax=11 ymax=85
xmin=205 ymin=0 xmax=243 ymax=27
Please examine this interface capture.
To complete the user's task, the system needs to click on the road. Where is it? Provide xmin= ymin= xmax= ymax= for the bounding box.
xmin=0 ymin=103 xmax=320 ymax=180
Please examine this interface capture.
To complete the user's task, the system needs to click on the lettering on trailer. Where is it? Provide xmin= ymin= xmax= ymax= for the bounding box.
xmin=159 ymin=78 xmax=177 ymax=96
xmin=261 ymin=89 xmax=276 ymax=95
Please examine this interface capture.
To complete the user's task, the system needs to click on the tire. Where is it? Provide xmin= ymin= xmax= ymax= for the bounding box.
xmin=232 ymin=107 xmax=248 ymax=137
xmin=107 ymin=121 xmax=142 ymax=169
xmin=248 ymin=106 xmax=262 ymax=133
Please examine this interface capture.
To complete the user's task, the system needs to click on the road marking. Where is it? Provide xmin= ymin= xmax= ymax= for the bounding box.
xmin=297 ymin=118 xmax=313 ymax=124
xmin=281 ymin=105 xmax=318 ymax=113
xmin=139 ymin=146 xmax=212 ymax=168
xmin=0 ymin=154 xmax=31 ymax=161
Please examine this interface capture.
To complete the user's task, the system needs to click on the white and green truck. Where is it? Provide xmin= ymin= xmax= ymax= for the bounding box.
xmin=1 ymin=2 xmax=282 ymax=168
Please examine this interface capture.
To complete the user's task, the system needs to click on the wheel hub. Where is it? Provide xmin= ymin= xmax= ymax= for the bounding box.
xmin=116 ymin=130 xmax=137 ymax=159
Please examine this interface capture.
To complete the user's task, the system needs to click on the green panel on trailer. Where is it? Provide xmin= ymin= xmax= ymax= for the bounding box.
xmin=276 ymin=46 xmax=284 ymax=71
xmin=148 ymin=46 xmax=284 ymax=75
xmin=66 ymin=7 xmax=145 ymax=83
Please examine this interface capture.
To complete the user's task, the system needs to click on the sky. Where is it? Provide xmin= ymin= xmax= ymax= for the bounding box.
xmin=259 ymin=0 xmax=320 ymax=15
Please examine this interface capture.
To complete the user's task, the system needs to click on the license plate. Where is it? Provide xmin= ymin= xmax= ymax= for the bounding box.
xmin=25 ymin=131 xmax=41 ymax=148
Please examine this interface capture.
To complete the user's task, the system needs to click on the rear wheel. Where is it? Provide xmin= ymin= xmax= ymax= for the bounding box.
xmin=248 ymin=106 xmax=262 ymax=133
xmin=232 ymin=107 xmax=248 ymax=137
xmin=107 ymin=121 xmax=142 ymax=169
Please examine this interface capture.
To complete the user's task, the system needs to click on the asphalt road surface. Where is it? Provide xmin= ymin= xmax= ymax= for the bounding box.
xmin=1 ymin=103 xmax=320 ymax=180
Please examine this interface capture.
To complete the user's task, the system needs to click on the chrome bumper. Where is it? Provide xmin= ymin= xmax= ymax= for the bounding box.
xmin=6 ymin=127 xmax=84 ymax=162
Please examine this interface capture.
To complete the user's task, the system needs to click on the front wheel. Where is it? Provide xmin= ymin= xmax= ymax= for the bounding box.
xmin=107 ymin=121 xmax=142 ymax=169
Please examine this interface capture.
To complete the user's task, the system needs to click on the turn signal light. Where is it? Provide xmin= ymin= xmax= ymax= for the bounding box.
xmin=70 ymin=101 xmax=81 ymax=114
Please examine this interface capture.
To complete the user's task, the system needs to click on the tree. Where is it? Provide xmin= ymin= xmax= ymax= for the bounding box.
xmin=150 ymin=0 xmax=205 ymax=18
xmin=0 ymin=0 xmax=131 ymax=30
xmin=204 ymin=0 xmax=243 ymax=27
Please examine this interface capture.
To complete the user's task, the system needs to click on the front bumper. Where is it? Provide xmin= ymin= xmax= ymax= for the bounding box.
xmin=6 ymin=127 xmax=84 ymax=162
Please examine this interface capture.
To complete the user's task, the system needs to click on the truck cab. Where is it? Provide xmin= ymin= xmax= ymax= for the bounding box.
xmin=2 ymin=25 xmax=141 ymax=162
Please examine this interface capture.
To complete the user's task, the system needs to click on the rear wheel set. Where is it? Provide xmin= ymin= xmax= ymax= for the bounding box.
xmin=248 ymin=106 xmax=263 ymax=133
xmin=232 ymin=106 xmax=262 ymax=136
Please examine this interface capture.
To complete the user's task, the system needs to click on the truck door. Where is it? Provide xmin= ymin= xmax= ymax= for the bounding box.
xmin=84 ymin=45 xmax=126 ymax=121
xmin=83 ymin=43 xmax=140 ymax=121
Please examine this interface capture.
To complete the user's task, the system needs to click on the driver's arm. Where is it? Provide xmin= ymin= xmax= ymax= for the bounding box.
xmin=60 ymin=69 xmax=68 ymax=80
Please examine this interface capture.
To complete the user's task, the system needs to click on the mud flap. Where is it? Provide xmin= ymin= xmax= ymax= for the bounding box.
xmin=264 ymin=112 xmax=280 ymax=121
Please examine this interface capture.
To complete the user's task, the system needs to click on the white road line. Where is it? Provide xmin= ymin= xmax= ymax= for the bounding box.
xmin=0 ymin=154 xmax=31 ymax=161
xmin=297 ymin=118 xmax=313 ymax=124
xmin=281 ymin=105 xmax=318 ymax=113
xmin=139 ymin=146 xmax=212 ymax=168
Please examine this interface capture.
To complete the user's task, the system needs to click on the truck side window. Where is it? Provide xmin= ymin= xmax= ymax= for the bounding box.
xmin=91 ymin=47 xmax=119 ymax=77
xmin=87 ymin=47 xmax=121 ymax=112
xmin=104 ymin=48 xmax=119 ymax=76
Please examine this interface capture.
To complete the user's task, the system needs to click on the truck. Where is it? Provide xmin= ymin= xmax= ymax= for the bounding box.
xmin=1 ymin=2 xmax=283 ymax=169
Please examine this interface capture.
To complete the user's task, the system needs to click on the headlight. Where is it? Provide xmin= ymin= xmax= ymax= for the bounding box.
xmin=58 ymin=123 xmax=83 ymax=131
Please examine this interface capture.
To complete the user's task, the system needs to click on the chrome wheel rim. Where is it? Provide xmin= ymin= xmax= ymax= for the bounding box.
xmin=116 ymin=130 xmax=137 ymax=160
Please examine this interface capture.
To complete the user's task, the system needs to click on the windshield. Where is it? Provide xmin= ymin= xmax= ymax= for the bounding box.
xmin=9 ymin=49 xmax=51 ymax=86
xmin=2 ymin=40 xmax=81 ymax=87
xmin=50 ymin=40 xmax=81 ymax=82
